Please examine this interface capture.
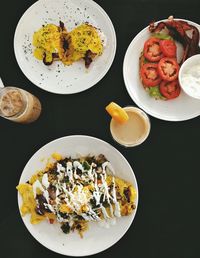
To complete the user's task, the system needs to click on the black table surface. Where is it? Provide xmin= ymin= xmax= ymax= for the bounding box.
xmin=1 ymin=0 xmax=200 ymax=257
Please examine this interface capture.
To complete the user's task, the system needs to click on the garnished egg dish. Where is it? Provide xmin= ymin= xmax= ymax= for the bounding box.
xmin=32 ymin=21 xmax=104 ymax=68
xmin=17 ymin=154 xmax=137 ymax=237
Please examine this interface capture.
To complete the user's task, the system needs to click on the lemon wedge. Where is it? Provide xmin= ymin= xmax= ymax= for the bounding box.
xmin=106 ymin=102 xmax=129 ymax=124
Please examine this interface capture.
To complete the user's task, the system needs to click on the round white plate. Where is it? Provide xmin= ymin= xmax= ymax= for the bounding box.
xmin=18 ymin=135 xmax=138 ymax=256
xmin=123 ymin=19 xmax=200 ymax=121
xmin=14 ymin=0 xmax=116 ymax=94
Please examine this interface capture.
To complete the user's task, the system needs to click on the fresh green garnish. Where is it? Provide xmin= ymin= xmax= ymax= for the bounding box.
xmin=152 ymin=33 xmax=173 ymax=40
xmin=65 ymin=176 xmax=70 ymax=184
xmin=140 ymin=51 xmax=149 ymax=64
xmin=146 ymin=86 xmax=165 ymax=100
xmin=143 ymin=57 xmax=149 ymax=64
xmin=83 ymin=161 xmax=90 ymax=170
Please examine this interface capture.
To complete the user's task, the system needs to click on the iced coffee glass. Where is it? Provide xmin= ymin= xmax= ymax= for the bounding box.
xmin=0 ymin=86 xmax=41 ymax=124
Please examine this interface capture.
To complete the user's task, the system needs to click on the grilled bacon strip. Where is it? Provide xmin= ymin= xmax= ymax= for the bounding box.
xmin=149 ymin=17 xmax=200 ymax=65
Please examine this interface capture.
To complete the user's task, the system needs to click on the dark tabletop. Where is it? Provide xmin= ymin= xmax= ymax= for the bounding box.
xmin=1 ymin=0 xmax=200 ymax=257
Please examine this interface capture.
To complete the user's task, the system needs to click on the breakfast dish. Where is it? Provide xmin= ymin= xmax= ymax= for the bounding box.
xmin=14 ymin=0 xmax=116 ymax=94
xmin=17 ymin=135 xmax=138 ymax=256
xmin=33 ymin=22 xmax=104 ymax=68
xmin=139 ymin=17 xmax=200 ymax=100
xmin=123 ymin=17 xmax=200 ymax=121
xmin=17 ymin=153 xmax=136 ymax=237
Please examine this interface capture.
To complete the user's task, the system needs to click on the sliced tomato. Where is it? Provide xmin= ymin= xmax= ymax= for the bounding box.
xmin=140 ymin=63 xmax=162 ymax=87
xmin=159 ymin=80 xmax=181 ymax=99
xmin=143 ymin=38 xmax=163 ymax=62
xmin=158 ymin=57 xmax=179 ymax=81
xmin=160 ymin=39 xmax=177 ymax=58
xmin=49 ymin=219 xmax=55 ymax=224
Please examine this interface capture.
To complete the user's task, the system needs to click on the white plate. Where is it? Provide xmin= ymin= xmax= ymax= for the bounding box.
xmin=123 ymin=19 xmax=200 ymax=121
xmin=18 ymin=135 xmax=138 ymax=256
xmin=14 ymin=0 xmax=116 ymax=94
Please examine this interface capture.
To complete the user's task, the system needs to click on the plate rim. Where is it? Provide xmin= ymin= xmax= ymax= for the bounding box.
xmin=17 ymin=135 xmax=139 ymax=256
xmin=123 ymin=18 xmax=200 ymax=121
xmin=14 ymin=0 xmax=117 ymax=95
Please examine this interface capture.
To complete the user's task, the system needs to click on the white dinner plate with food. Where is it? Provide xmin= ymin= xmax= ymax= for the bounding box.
xmin=17 ymin=135 xmax=138 ymax=256
xmin=14 ymin=0 xmax=116 ymax=94
xmin=123 ymin=18 xmax=200 ymax=121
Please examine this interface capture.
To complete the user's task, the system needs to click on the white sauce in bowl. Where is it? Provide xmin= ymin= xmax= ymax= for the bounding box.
xmin=179 ymin=54 xmax=200 ymax=99
xmin=181 ymin=64 xmax=200 ymax=98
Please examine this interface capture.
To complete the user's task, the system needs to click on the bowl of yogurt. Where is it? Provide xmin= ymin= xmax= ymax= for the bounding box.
xmin=179 ymin=54 xmax=200 ymax=99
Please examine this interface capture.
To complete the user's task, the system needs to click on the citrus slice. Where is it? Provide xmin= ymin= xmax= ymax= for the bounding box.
xmin=106 ymin=102 xmax=129 ymax=124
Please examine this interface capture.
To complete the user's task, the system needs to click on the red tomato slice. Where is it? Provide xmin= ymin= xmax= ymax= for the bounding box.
xmin=49 ymin=219 xmax=55 ymax=224
xmin=140 ymin=63 xmax=162 ymax=87
xmin=143 ymin=38 xmax=163 ymax=62
xmin=160 ymin=40 xmax=177 ymax=58
xmin=158 ymin=57 xmax=179 ymax=81
xmin=159 ymin=80 xmax=181 ymax=99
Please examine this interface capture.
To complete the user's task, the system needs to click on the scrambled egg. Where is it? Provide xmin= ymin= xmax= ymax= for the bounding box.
xmin=33 ymin=24 xmax=63 ymax=64
xmin=70 ymin=24 xmax=103 ymax=54
xmin=60 ymin=24 xmax=103 ymax=65
xmin=32 ymin=22 xmax=103 ymax=67
xmin=106 ymin=175 xmax=137 ymax=216
xmin=16 ymin=183 xmax=45 ymax=224
xmin=17 ymin=183 xmax=56 ymax=224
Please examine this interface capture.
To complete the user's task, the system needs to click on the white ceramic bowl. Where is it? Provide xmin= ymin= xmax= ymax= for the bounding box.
xmin=179 ymin=54 xmax=200 ymax=100
xmin=17 ymin=135 xmax=138 ymax=256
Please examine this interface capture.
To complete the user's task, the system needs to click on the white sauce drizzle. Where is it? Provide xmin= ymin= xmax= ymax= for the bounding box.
xmin=32 ymin=180 xmax=44 ymax=198
xmin=66 ymin=162 xmax=74 ymax=183
xmin=42 ymin=173 xmax=49 ymax=188
xmin=57 ymin=163 xmax=65 ymax=173
xmin=114 ymin=202 xmax=121 ymax=218
xmin=32 ymin=157 xmax=122 ymax=226
xmin=112 ymin=176 xmax=121 ymax=217
xmin=100 ymin=174 xmax=111 ymax=202
xmin=44 ymin=203 xmax=55 ymax=213
xmin=32 ymin=179 xmax=55 ymax=213
xmin=93 ymin=172 xmax=101 ymax=205
xmin=73 ymin=161 xmax=84 ymax=171
xmin=101 ymin=206 xmax=110 ymax=219
xmin=98 ymin=217 xmax=117 ymax=228
xmin=43 ymin=190 xmax=49 ymax=202
xmin=87 ymin=166 xmax=94 ymax=181
xmin=102 ymin=161 xmax=115 ymax=175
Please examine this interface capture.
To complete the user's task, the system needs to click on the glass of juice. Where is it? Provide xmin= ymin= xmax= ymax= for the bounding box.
xmin=110 ymin=106 xmax=151 ymax=147
xmin=0 ymin=86 xmax=41 ymax=124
